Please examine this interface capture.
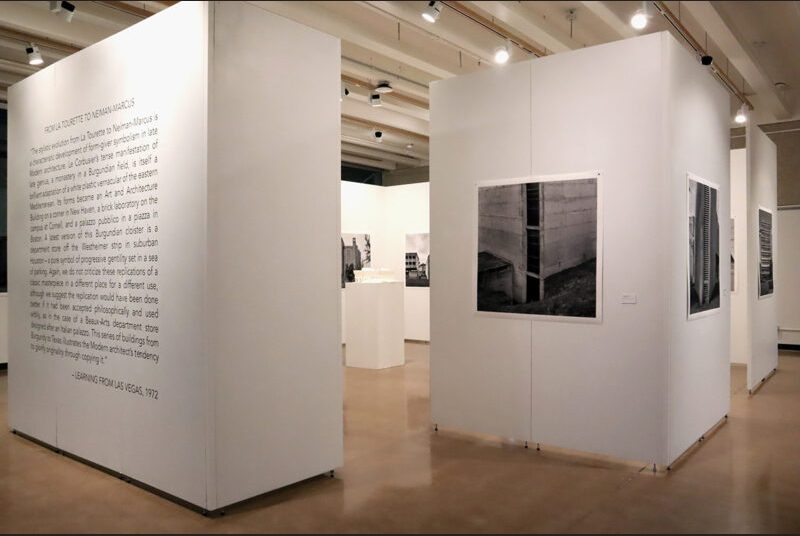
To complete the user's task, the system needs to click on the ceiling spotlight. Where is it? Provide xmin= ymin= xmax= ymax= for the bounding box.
xmin=369 ymin=92 xmax=382 ymax=107
xmin=700 ymin=55 xmax=713 ymax=66
xmin=372 ymin=129 xmax=384 ymax=142
xmin=26 ymin=43 xmax=43 ymax=66
xmin=341 ymin=82 xmax=350 ymax=101
xmin=493 ymin=43 xmax=510 ymax=64
xmin=630 ymin=11 xmax=648 ymax=30
xmin=422 ymin=1 xmax=442 ymax=23
xmin=406 ymin=143 xmax=414 ymax=150
xmin=734 ymin=105 xmax=747 ymax=124
xmin=62 ymin=1 xmax=76 ymax=22
xmin=374 ymin=80 xmax=393 ymax=94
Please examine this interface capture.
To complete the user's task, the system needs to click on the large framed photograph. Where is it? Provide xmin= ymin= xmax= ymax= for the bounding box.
xmin=475 ymin=172 xmax=602 ymax=321
xmin=687 ymin=173 xmax=721 ymax=318
xmin=341 ymin=233 xmax=371 ymax=288
xmin=758 ymin=207 xmax=774 ymax=298
xmin=405 ymin=233 xmax=430 ymax=287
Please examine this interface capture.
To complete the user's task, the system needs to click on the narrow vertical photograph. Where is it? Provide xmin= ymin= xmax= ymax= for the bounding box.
xmin=687 ymin=175 xmax=720 ymax=317
xmin=405 ymin=233 xmax=430 ymax=287
xmin=476 ymin=176 xmax=599 ymax=318
xmin=341 ymin=233 xmax=371 ymax=288
xmin=758 ymin=208 xmax=774 ymax=297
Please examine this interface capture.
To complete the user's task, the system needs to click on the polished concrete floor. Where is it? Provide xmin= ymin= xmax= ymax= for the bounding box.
xmin=1 ymin=346 xmax=799 ymax=533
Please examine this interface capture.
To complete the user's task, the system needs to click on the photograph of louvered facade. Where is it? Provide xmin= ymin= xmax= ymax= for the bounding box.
xmin=758 ymin=208 xmax=774 ymax=297
xmin=476 ymin=177 xmax=598 ymax=318
xmin=687 ymin=176 xmax=720 ymax=316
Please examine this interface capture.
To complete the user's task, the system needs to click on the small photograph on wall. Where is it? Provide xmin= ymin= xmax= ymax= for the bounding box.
xmin=476 ymin=175 xmax=600 ymax=319
xmin=758 ymin=208 xmax=774 ymax=297
xmin=405 ymin=233 xmax=430 ymax=287
xmin=687 ymin=174 xmax=720 ymax=317
xmin=342 ymin=233 xmax=371 ymax=288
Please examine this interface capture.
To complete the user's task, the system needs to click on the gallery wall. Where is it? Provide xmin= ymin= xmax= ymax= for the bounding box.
xmin=9 ymin=1 xmax=210 ymax=505
xmin=663 ymin=35 xmax=731 ymax=462
xmin=341 ymin=181 xmax=430 ymax=344
xmin=9 ymin=1 xmax=342 ymax=510
xmin=747 ymin=126 xmax=779 ymax=391
xmin=206 ymin=2 xmax=342 ymax=509
xmin=730 ymin=149 xmax=749 ymax=364
xmin=431 ymin=32 xmax=730 ymax=465
xmin=777 ymin=208 xmax=800 ymax=346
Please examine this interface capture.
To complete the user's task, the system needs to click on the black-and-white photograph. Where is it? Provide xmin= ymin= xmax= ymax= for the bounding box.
xmin=342 ymin=233 xmax=371 ymax=288
xmin=476 ymin=177 xmax=599 ymax=318
xmin=758 ymin=208 xmax=774 ymax=297
xmin=687 ymin=176 xmax=720 ymax=316
xmin=405 ymin=233 xmax=430 ymax=287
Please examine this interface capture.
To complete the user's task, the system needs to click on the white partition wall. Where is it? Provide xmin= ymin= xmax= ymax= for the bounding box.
xmin=746 ymin=127 xmax=779 ymax=391
xmin=8 ymin=1 xmax=342 ymax=511
xmin=730 ymin=149 xmax=749 ymax=364
xmin=777 ymin=207 xmax=800 ymax=347
xmin=430 ymin=32 xmax=730 ymax=466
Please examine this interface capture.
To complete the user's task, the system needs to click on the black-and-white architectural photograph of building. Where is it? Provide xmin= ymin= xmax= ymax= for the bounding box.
xmin=342 ymin=233 xmax=371 ymax=288
xmin=687 ymin=175 xmax=720 ymax=316
xmin=405 ymin=233 xmax=430 ymax=287
xmin=758 ymin=208 xmax=774 ymax=297
xmin=476 ymin=176 xmax=599 ymax=318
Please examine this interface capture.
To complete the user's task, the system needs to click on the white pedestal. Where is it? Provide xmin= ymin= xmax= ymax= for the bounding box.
xmin=345 ymin=282 xmax=405 ymax=369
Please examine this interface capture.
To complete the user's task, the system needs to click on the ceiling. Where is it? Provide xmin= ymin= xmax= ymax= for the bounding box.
xmin=1 ymin=1 xmax=798 ymax=173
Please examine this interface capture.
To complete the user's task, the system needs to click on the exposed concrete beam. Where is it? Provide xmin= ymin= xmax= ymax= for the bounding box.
xmin=681 ymin=1 xmax=791 ymax=121
xmin=342 ymin=153 xmax=397 ymax=171
xmin=579 ymin=1 xmax=636 ymax=40
xmin=467 ymin=1 xmax=574 ymax=53
xmin=363 ymin=1 xmax=495 ymax=66
xmin=342 ymin=97 xmax=429 ymax=137
xmin=0 ymin=58 xmax=40 ymax=77
xmin=342 ymin=142 xmax=425 ymax=167
xmin=342 ymin=135 xmax=428 ymax=161
xmin=249 ymin=1 xmax=458 ymax=80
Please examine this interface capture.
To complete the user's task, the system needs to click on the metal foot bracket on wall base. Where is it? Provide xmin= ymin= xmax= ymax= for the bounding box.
xmin=748 ymin=367 xmax=778 ymax=396
xmin=664 ymin=414 xmax=728 ymax=472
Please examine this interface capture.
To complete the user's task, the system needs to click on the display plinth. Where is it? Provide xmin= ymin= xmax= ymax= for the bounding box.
xmin=8 ymin=1 xmax=342 ymax=511
xmin=345 ymin=282 xmax=405 ymax=369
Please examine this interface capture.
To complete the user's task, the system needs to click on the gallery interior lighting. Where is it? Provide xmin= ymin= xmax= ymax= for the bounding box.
xmin=369 ymin=92 xmax=383 ymax=107
xmin=734 ymin=105 xmax=747 ymax=124
xmin=493 ymin=42 xmax=510 ymax=64
xmin=374 ymin=80 xmax=393 ymax=94
xmin=422 ymin=1 xmax=442 ymax=23
xmin=50 ymin=1 xmax=76 ymax=22
xmin=26 ymin=43 xmax=43 ymax=66
xmin=630 ymin=2 xmax=649 ymax=30
xmin=341 ymin=82 xmax=350 ymax=101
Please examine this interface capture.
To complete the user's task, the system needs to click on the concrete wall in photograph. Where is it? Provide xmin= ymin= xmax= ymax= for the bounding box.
xmin=478 ymin=184 xmax=527 ymax=303
xmin=540 ymin=179 xmax=597 ymax=280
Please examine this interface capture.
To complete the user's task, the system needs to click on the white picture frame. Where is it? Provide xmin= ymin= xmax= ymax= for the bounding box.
xmin=473 ymin=171 xmax=603 ymax=324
